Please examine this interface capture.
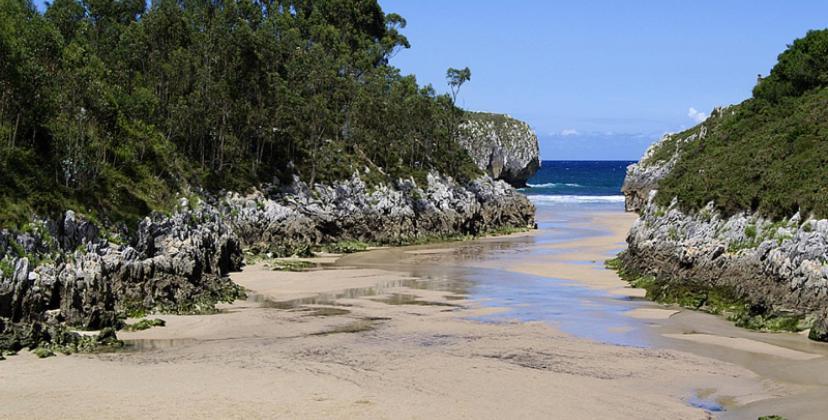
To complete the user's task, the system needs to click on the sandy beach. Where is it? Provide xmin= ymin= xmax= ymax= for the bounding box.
xmin=1 ymin=207 xmax=827 ymax=419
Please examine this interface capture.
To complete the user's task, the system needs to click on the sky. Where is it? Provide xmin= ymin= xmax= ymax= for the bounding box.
xmin=379 ymin=0 xmax=828 ymax=160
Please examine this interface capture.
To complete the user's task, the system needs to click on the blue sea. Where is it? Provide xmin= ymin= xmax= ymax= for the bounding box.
xmin=522 ymin=160 xmax=633 ymax=208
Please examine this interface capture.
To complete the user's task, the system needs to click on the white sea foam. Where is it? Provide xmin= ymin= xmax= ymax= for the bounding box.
xmin=526 ymin=195 xmax=625 ymax=204
xmin=525 ymin=182 xmax=582 ymax=188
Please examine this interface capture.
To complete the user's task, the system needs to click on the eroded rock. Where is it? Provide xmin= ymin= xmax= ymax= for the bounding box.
xmin=457 ymin=112 xmax=540 ymax=187
xmin=0 ymin=173 xmax=534 ymax=350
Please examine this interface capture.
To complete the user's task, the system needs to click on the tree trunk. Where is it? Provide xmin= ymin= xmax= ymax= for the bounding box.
xmin=11 ymin=112 xmax=20 ymax=149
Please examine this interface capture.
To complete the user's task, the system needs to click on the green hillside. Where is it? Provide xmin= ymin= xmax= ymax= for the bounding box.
xmin=652 ymin=29 xmax=828 ymax=220
xmin=0 ymin=0 xmax=479 ymax=228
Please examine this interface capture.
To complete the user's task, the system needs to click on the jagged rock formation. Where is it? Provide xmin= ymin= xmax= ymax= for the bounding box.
xmin=226 ymin=173 xmax=534 ymax=252
xmin=0 ymin=174 xmax=534 ymax=350
xmin=621 ymin=117 xmax=828 ymax=341
xmin=457 ymin=112 xmax=540 ymax=187
xmin=0 ymin=207 xmax=244 ymax=350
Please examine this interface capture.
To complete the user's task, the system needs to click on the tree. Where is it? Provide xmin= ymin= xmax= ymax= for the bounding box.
xmin=753 ymin=29 xmax=828 ymax=102
xmin=446 ymin=66 xmax=471 ymax=103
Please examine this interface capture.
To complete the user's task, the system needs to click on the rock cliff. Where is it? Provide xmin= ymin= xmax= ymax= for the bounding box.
xmin=0 ymin=174 xmax=534 ymax=351
xmin=620 ymin=114 xmax=828 ymax=341
xmin=457 ymin=112 xmax=540 ymax=187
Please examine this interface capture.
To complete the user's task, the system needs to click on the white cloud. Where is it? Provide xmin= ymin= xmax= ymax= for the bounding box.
xmin=688 ymin=107 xmax=707 ymax=123
xmin=560 ymin=128 xmax=580 ymax=136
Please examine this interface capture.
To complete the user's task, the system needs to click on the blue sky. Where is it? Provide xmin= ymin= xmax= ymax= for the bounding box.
xmin=379 ymin=0 xmax=828 ymax=160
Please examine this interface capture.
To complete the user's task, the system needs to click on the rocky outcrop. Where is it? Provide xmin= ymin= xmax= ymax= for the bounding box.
xmin=0 ymin=173 xmax=534 ymax=351
xmin=457 ymin=112 xmax=540 ymax=187
xmin=225 ymin=173 xmax=534 ymax=253
xmin=0 ymin=206 xmax=244 ymax=350
xmin=623 ymin=199 xmax=828 ymax=317
xmin=620 ymin=112 xmax=828 ymax=341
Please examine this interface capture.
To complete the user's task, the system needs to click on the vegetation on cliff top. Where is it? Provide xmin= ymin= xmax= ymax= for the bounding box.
xmin=651 ymin=29 xmax=828 ymax=220
xmin=0 ymin=0 xmax=480 ymax=228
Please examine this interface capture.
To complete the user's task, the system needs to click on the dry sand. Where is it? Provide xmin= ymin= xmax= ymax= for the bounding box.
xmin=0 ymin=208 xmax=826 ymax=419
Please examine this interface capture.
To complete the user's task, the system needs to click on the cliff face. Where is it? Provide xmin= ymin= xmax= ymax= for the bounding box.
xmin=0 ymin=174 xmax=535 ymax=351
xmin=457 ymin=112 xmax=540 ymax=187
xmin=620 ymin=112 xmax=828 ymax=341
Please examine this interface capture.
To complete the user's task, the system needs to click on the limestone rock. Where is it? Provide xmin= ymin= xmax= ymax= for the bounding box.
xmin=457 ymin=112 xmax=540 ymax=187
xmin=0 ymin=173 xmax=534 ymax=350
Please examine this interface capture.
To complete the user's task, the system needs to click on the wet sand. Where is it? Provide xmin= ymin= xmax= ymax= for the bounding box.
xmin=1 ymin=206 xmax=827 ymax=419
xmin=463 ymin=207 xmax=828 ymax=419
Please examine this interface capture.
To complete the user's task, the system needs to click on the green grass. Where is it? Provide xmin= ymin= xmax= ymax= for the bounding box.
xmin=270 ymin=260 xmax=315 ymax=272
xmin=0 ymin=258 xmax=14 ymax=278
xmin=312 ymin=319 xmax=377 ymax=336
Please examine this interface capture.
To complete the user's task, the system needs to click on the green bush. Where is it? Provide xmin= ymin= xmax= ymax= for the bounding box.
xmin=754 ymin=29 xmax=828 ymax=102
xmin=655 ymin=85 xmax=828 ymax=220
xmin=32 ymin=347 xmax=55 ymax=358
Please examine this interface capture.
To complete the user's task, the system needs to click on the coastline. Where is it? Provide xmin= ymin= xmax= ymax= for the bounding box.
xmin=3 ymin=204 xmax=821 ymax=419
xmin=7 ymin=3 xmax=828 ymax=419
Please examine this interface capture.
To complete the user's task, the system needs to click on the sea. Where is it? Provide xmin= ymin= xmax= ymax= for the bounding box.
xmin=521 ymin=160 xmax=633 ymax=209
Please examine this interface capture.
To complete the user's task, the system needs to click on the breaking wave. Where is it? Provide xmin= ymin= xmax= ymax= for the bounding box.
xmin=526 ymin=195 xmax=625 ymax=204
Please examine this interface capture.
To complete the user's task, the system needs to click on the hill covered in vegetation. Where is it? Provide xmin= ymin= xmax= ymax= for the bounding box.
xmin=0 ymin=0 xmax=485 ymax=228
xmin=641 ymin=29 xmax=828 ymax=220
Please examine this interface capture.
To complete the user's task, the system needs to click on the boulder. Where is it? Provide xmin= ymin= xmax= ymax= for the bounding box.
xmin=809 ymin=310 xmax=828 ymax=342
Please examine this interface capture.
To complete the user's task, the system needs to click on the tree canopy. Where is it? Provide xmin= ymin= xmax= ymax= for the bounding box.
xmin=446 ymin=67 xmax=471 ymax=103
xmin=0 ymin=0 xmax=479 ymax=227
xmin=753 ymin=29 xmax=828 ymax=102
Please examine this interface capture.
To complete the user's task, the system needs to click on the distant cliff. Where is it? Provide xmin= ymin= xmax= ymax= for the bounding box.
xmin=457 ymin=112 xmax=540 ymax=187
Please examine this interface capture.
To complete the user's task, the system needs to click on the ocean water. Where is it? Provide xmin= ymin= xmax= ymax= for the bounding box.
xmin=521 ymin=160 xmax=633 ymax=207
